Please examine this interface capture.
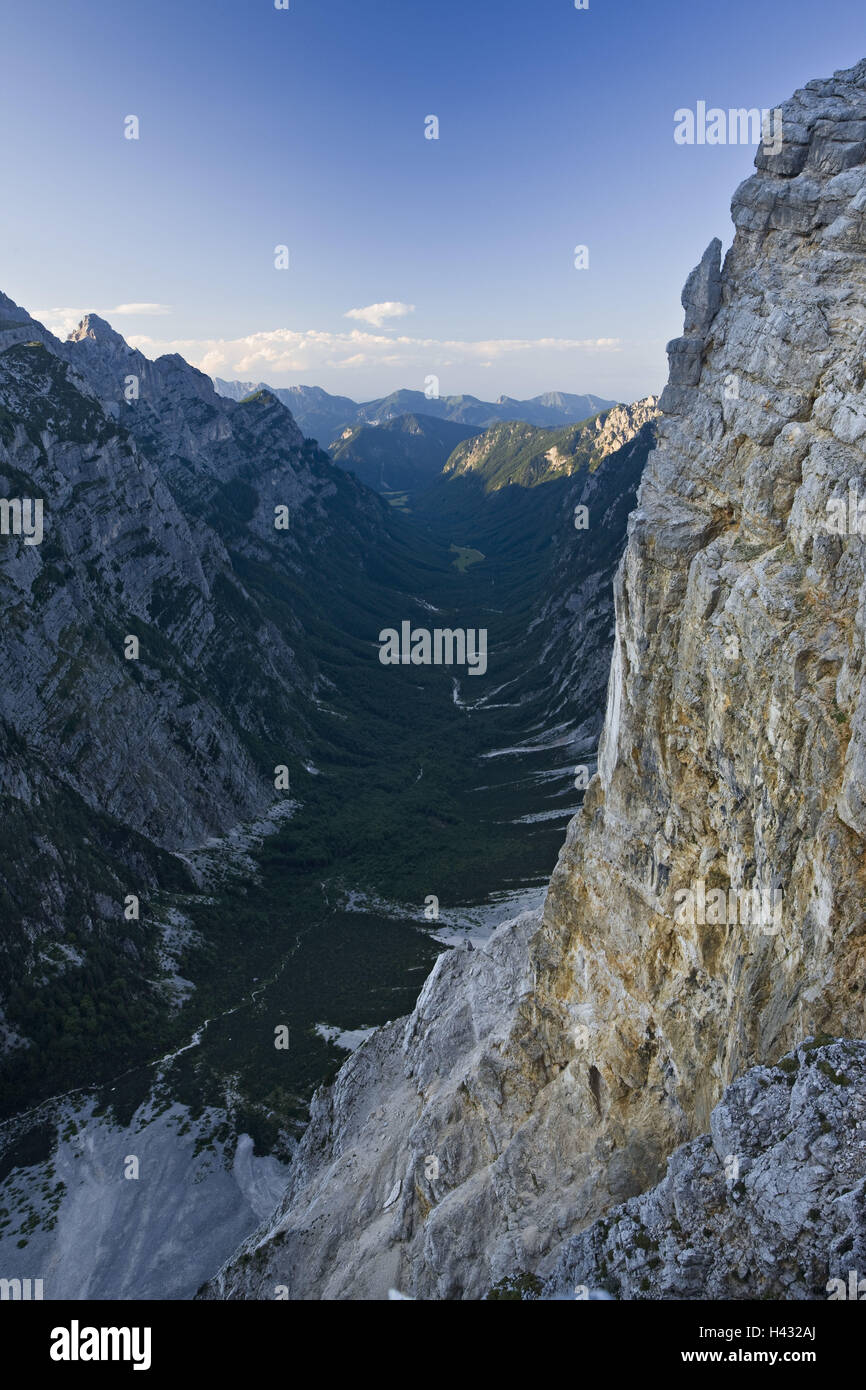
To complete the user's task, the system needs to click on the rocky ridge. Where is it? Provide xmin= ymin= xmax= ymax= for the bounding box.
xmin=442 ymin=396 xmax=660 ymax=491
xmin=0 ymin=298 xmax=308 ymax=851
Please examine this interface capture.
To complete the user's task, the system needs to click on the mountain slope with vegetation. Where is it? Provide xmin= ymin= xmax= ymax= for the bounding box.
xmin=442 ymin=397 xmax=659 ymax=492
xmin=329 ymin=413 xmax=481 ymax=494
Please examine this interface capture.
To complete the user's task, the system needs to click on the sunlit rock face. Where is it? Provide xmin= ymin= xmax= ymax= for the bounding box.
xmin=540 ymin=52 xmax=866 ymax=1213
xmin=203 ymin=57 xmax=866 ymax=1301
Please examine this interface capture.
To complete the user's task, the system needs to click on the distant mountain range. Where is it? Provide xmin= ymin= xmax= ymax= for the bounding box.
xmin=213 ymin=378 xmax=616 ymax=445
xmin=212 ymin=382 xmax=358 ymax=446
xmin=322 ymin=398 xmax=658 ymax=500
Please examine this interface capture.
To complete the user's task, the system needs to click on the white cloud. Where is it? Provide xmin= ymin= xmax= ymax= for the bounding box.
xmin=127 ymin=326 xmax=621 ymax=382
xmin=28 ymin=306 xmax=643 ymax=396
xmin=106 ymin=302 xmax=172 ymax=316
xmin=344 ymin=301 xmax=415 ymax=328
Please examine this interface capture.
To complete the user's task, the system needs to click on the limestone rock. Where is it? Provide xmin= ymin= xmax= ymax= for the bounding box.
xmin=544 ymin=1039 xmax=866 ymax=1301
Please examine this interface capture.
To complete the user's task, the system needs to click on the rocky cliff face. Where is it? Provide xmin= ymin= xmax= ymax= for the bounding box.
xmin=202 ymin=56 xmax=866 ymax=1300
xmin=0 ymin=292 xmax=421 ymax=867
xmin=543 ymin=1038 xmax=866 ymax=1301
xmin=0 ymin=298 xmax=314 ymax=854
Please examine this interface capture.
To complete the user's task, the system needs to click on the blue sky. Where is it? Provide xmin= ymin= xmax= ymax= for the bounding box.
xmin=2 ymin=0 xmax=864 ymax=403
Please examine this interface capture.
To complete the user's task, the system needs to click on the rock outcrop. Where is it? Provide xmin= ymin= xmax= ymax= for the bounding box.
xmin=202 ymin=56 xmax=866 ymax=1301
xmin=544 ymin=1039 xmax=866 ymax=1301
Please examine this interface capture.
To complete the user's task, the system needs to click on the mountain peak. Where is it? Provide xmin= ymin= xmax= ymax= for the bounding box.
xmin=0 ymin=290 xmax=35 ymax=324
xmin=67 ymin=313 xmax=127 ymax=348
